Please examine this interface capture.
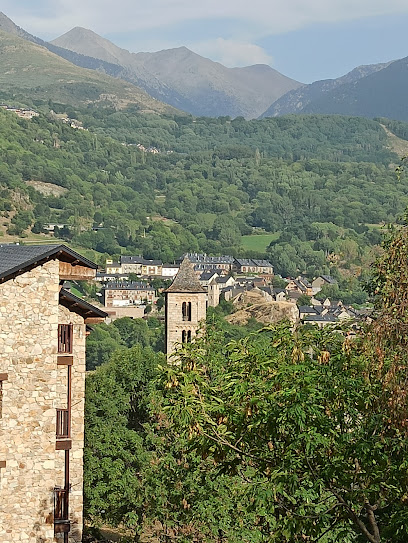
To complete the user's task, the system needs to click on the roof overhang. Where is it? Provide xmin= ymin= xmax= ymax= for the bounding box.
xmin=59 ymin=288 xmax=107 ymax=323
xmin=0 ymin=244 xmax=97 ymax=284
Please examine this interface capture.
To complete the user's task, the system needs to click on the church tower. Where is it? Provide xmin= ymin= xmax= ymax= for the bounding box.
xmin=165 ymin=257 xmax=207 ymax=355
xmin=207 ymin=277 xmax=220 ymax=308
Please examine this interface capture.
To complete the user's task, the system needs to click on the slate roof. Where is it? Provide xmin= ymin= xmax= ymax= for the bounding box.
xmin=165 ymin=257 xmax=205 ymax=293
xmin=252 ymin=259 xmax=273 ymax=268
xmin=299 ymin=306 xmax=318 ymax=315
xmin=320 ymin=275 xmax=337 ymax=284
xmin=120 ymin=255 xmax=144 ymax=264
xmin=234 ymin=258 xmax=255 ymax=266
xmin=304 ymin=314 xmax=337 ymax=323
xmin=0 ymin=244 xmax=96 ymax=282
xmin=59 ymin=288 xmax=107 ymax=320
xmin=216 ymin=276 xmax=234 ymax=284
xmin=103 ymin=282 xmax=154 ymax=290
xmin=199 ymin=270 xmax=220 ymax=281
xmin=184 ymin=253 xmax=234 ymax=264
xmin=121 ymin=256 xmax=162 ymax=266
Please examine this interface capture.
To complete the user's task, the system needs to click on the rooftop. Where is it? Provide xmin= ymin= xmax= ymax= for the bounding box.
xmin=0 ymin=244 xmax=96 ymax=283
xmin=165 ymin=257 xmax=205 ymax=293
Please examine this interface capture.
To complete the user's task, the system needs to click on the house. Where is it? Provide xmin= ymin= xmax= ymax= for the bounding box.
xmin=105 ymin=260 xmax=123 ymax=274
xmin=120 ymin=256 xmax=162 ymax=277
xmin=273 ymin=288 xmax=287 ymax=302
xmin=312 ymin=275 xmax=338 ymax=294
xmin=233 ymin=258 xmax=273 ymax=275
xmin=102 ymin=282 xmax=157 ymax=307
xmin=183 ymin=254 xmax=234 ymax=272
xmin=303 ymin=314 xmax=338 ymax=328
xmin=285 ymin=276 xmax=313 ymax=297
xmin=233 ymin=258 xmax=258 ymax=274
xmin=198 ymin=270 xmax=220 ymax=287
xmin=161 ymin=264 xmax=180 ymax=279
xmin=251 ymin=259 xmax=274 ymax=275
xmin=0 ymin=244 xmax=106 ymax=543
xmin=298 ymin=306 xmax=319 ymax=320
xmin=223 ymin=285 xmax=247 ymax=301
xmin=215 ymin=275 xmax=236 ymax=289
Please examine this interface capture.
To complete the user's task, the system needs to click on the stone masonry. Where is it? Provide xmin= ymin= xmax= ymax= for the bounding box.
xmin=0 ymin=252 xmax=103 ymax=543
xmin=165 ymin=257 xmax=207 ymax=355
xmin=165 ymin=292 xmax=207 ymax=355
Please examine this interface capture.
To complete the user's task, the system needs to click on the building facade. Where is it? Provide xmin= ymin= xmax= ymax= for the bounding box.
xmin=0 ymin=245 xmax=106 ymax=543
xmin=102 ymin=282 xmax=156 ymax=307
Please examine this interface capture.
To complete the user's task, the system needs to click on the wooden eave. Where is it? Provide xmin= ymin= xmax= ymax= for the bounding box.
xmin=59 ymin=288 xmax=107 ymax=322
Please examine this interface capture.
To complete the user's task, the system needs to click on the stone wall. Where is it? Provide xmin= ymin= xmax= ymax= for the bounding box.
xmin=165 ymin=292 xmax=207 ymax=354
xmin=0 ymin=260 xmax=86 ymax=543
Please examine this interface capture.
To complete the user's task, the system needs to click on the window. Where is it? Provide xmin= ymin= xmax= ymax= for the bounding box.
xmin=182 ymin=301 xmax=192 ymax=321
xmin=0 ymin=374 xmax=7 ymax=419
xmin=58 ymin=324 xmax=73 ymax=354
xmin=187 ymin=330 xmax=192 ymax=343
xmin=182 ymin=330 xmax=192 ymax=343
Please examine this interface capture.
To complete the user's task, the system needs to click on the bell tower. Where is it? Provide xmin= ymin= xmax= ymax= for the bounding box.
xmin=165 ymin=257 xmax=206 ymax=355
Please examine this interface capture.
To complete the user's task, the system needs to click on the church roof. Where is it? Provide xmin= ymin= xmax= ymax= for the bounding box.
xmin=165 ymin=257 xmax=205 ymax=293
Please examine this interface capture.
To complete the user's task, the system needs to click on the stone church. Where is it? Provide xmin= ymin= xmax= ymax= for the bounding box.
xmin=164 ymin=257 xmax=206 ymax=354
xmin=0 ymin=245 xmax=106 ymax=543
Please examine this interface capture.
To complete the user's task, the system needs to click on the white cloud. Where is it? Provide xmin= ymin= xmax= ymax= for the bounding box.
xmin=4 ymin=0 xmax=408 ymax=38
xmin=196 ymin=38 xmax=273 ymax=67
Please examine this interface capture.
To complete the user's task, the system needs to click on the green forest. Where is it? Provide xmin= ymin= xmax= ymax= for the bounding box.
xmin=1 ymin=102 xmax=408 ymax=287
xmin=2 ymin=94 xmax=408 ymax=542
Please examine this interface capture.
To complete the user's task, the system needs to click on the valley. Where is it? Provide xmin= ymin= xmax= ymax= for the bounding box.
xmin=0 ymin=7 xmax=408 ymax=543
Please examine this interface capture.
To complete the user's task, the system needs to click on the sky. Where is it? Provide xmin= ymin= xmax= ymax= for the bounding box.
xmin=2 ymin=1 xmax=408 ymax=83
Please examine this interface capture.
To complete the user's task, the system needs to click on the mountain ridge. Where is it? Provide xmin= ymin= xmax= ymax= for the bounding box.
xmin=0 ymin=17 xmax=179 ymax=115
xmin=260 ymin=60 xmax=398 ymax=119
xmin=51 ymin=26 xmax=302 ymax=119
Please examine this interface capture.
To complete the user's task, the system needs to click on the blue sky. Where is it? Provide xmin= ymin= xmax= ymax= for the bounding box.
xmin=2 ymin=1 xmax=408 ymax=83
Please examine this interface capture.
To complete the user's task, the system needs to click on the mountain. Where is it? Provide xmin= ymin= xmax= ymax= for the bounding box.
xmin=0 ymin=20 xmax=178 ymax=114
xmin=51 ymin=27 xmax=302 ymax=119
xmin=299 ymin=57 xmax=408 ymax=120
xmin=260 ymin=60 xmax=404 ymax=119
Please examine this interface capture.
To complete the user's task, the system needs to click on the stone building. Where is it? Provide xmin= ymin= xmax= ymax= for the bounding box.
xmin=101 ymin=281 xmax=156 ymax=307
xmin=165 ymin=257 xmax=206 ymax=355
xmin=0 ymin=244 xmax=106 ymax=543
xmin=207 ymin=277 xmax=220 ymax=308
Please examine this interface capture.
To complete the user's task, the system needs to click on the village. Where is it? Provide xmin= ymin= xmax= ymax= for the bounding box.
xmin=96 ymin=252 xmax=366 ymax=327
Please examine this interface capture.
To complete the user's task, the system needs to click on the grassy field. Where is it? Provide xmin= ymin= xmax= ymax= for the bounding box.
xmin=241 ymin=233 xmax=279 ymax=252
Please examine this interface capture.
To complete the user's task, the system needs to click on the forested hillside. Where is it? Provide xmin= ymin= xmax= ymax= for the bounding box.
xmin=1 ymin=103 xmax=407 ymax=281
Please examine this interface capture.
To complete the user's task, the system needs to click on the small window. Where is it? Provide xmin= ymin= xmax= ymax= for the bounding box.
xmin=182 ymin=302 xmax=192 ymax=322
xmin=187 ymin=330 xmax=192 ymax=343
xmin=58 ymin=324 xmax=73 ymax=354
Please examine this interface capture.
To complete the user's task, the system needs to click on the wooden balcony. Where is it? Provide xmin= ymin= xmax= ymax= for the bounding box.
xmin=54 ymin=487 xmax=70 ymax=533
xmin=56 ymin=409 xmax=69 ymax=439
